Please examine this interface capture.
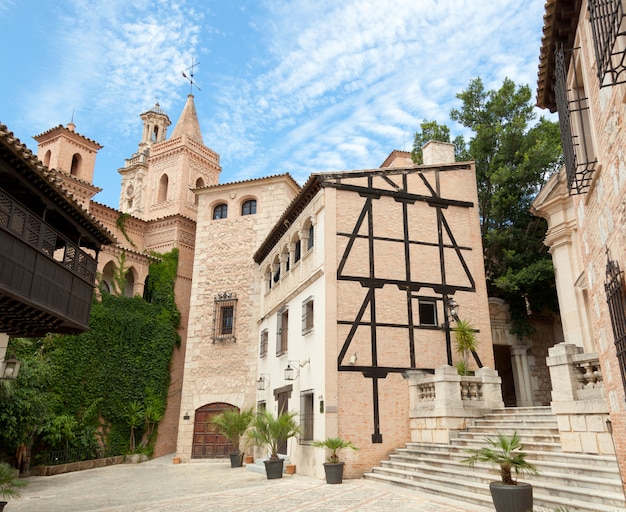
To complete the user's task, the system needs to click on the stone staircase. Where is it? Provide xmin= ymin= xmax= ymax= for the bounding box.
xmin=364 ymin=407 xmax=626 ymax=511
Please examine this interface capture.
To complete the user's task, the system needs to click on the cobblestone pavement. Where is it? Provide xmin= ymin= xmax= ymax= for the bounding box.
xmin=7 ymin=456 xmax=492 ymax=512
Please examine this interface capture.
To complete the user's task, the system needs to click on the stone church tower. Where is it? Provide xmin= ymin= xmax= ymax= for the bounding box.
xmin=33 ymin=93 xmax=225 ymax=456
xmin=119 ymin=94 xmax=221 ymax=221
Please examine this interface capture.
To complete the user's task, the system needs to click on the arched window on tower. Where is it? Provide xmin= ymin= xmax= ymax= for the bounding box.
xmin=70 ymin=153 xmax=82 ymax=177
xmin=158 ymin=174 xmax=169 ymax=202
xmin=195 ymin=177 xmax=205 ymax=206
xmin=152 ymin=125 xmax=159 ymax=142
xmin=213 ymin=203 xmax=228 ymax=219
xmin=242 ymin=199 xmax=257 ymax=216
xmin=43 ymin=150 xmax=51 ymax=168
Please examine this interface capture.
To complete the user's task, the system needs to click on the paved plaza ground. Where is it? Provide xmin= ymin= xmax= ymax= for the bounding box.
xmin=6 ymin=455 xmax=492 ymax=512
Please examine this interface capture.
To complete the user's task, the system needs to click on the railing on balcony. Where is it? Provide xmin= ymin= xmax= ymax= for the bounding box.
xmin=589 ymin=0 xmax=626 ymax=87
xmin=0 ymin=187 xmax=98 ymax=335
xmin=0 ymin=188 xmax=97 ymax=283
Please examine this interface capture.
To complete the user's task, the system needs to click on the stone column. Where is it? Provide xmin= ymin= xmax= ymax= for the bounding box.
xmin=511 ymin=345 xmax=534 ymax=406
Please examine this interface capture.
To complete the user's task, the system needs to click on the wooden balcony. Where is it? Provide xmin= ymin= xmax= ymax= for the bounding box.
xmin=0 ymin=189 xmax=98 ymax=337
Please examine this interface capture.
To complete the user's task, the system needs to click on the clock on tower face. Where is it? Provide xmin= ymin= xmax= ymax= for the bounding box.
xmin=126 ymin=184 xmax=134 ymax=197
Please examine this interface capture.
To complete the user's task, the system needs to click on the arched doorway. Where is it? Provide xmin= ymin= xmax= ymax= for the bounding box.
xmin=191 ymin=402 xmax=238 ymax=459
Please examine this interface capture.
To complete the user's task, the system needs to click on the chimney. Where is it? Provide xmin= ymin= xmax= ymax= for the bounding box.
xmin=422 ymin=140 xmax=455 ymax=165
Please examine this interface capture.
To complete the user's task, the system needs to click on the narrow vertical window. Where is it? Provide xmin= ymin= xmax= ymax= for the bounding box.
xmin=294 ymin=239 xmax=301 ymax=263
xmin=276 ymin=308 xmax=289 ymax=356
xmin=260 ymin=329 xmax=268 ymax=358
xmin=300 ymin=390 xmax=314 ymax=442
xmin=307 ymin=223 xmax=314 ymax=250
xmin=301 ymin=296 xmax=314 ymax=334
xmin=158 ymin=174 xmax=169 ymax=202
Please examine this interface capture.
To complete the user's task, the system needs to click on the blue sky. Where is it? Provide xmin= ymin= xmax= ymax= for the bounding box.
xmin=1 ymin=0 xmax=550 ymax=208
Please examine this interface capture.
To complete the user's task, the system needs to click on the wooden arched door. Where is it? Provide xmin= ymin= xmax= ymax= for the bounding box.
xmin=191 ymin=402 xmax=238 ymax=459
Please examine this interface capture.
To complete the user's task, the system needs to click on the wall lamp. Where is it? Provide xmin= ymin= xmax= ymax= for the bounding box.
xmin=445 ymin=296 xmax=460 ymax=323
xmin=284 ymin=358 xmax=310 ymax=381
xmin=257 ymin=374 xmax=270 ymax=391
xmin=0 ymin=354 xmax=20 ymax=380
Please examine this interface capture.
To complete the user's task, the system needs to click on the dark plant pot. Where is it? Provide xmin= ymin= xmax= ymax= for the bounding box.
xmin=229 ymin=452 xmax=243 ymax=468
xmin=489 ymin=482 xmax=533 ymax=512
xmin=264 ymin=458 xmax=284 ymax=479
xmin=323 ymin=462 xmax=345 ymax=484
xmin=0 ymin=501 xmax=6 ymax=512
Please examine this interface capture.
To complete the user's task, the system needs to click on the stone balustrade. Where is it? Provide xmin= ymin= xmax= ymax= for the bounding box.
xmin=547 ymin=343 xmax=613 ymax=454
xmin=405 ymin=365 xmax=503 ymax=444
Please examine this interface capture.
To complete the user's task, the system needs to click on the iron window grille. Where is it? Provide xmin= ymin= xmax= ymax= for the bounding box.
xmin=589 ymin=0 xmax=626 ymax=87
xmin=554 ymin=45 xmax=598 ymax=194
xmin=299 ymin=390 xmax=315 ymax=442
xmin=276 ymin=308 xmax=289 ymax=356
xmin=301 ymin=297 xmax=314 ymax=334
xmin=605 ymin=254 xmax=626 ymax=394
xmin=260 ymin=329 xmax=268 ymax=358
xmin=212 ymin=292 xmax=237 ymax=343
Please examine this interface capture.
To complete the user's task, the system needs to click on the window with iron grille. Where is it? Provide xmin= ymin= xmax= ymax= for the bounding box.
xmin=554 ymin=46 xmax=598 ymax=194
xmin=589 ymin=0 xmax=626 ymax=87
xmin=260 ymin=329 xmax=268 ymax=358
xmin=212 ymin=292 xmax=237 ymax=342
xmin=302 ymin=296 xmax=314 ymax=335
xmin=276 ymin=308 xmax=289 ymax=356
xmin=300 ymin=390 xmax=314 ymax=442
xmin=605 ymin=255 xmax=626 ymax=394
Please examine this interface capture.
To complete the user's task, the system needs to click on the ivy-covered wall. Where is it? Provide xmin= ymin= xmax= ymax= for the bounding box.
xmin=0 ymin=250 xmax=180 ymax=465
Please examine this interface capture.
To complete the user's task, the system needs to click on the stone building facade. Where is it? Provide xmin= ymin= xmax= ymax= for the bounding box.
xmin=533 ymin=0 xmax=626 ymax=488
xmin=32 ymin=94 xmax=216 ymax=456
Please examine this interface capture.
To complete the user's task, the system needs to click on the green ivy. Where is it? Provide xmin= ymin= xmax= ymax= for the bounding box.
xmin=0 ymin=250 xmax=181 ymax=459
xmin=116 ymin=213 xmax=136 ymax=248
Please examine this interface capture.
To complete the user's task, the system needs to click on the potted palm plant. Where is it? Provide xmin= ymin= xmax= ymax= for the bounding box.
xmin=211 ymin=407 xmax=254 ymax=468
xmin=462 ymin=431 xmax=538 ymax=512
xmin=312 ymin=437 xmax=358 ymax=484
xmin=247 ymin=410 xmax=301 ymax=479
xmin=0 ymin=462 xmax=27 ymax=511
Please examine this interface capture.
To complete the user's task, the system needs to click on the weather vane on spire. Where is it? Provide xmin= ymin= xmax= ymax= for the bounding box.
xmin=181 ymin=58 xmax=201 ymax=95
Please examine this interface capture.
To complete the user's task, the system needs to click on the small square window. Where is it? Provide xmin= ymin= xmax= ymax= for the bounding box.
xmin=418 ymin=300 xmax=437 ymax=326
xmin=212 ymin=292 xmax=237 ymax=342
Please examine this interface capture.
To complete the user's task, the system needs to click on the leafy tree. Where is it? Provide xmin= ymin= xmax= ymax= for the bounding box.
xmin=413 ymin=78 xmax=562 ymax=335
xmin=411 ymin=119 xmax=468 ymax=164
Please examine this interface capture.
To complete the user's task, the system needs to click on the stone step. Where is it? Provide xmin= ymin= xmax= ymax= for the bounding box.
xmin=405 ymin=441 xmax=618 ymax=468
xmin=390 ymin=451 xmax=621 ymax=482
xmin=456 ymin=430 xmax=561 ymax=444
xmin=468 ymin=419 xmax=559 ymax=430
xmin=364 ymin=469 xmax=624 ymax=512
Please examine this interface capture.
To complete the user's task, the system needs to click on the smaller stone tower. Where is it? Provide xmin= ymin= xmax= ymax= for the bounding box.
xmin=119 ymin=103 xmax=171 ymax=216
xmin=33 ymin=123 xmax=103 ymax=208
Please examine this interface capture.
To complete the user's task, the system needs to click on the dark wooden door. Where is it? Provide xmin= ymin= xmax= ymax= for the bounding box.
xmin=191 ymin=402 xmax=237 ymax=458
